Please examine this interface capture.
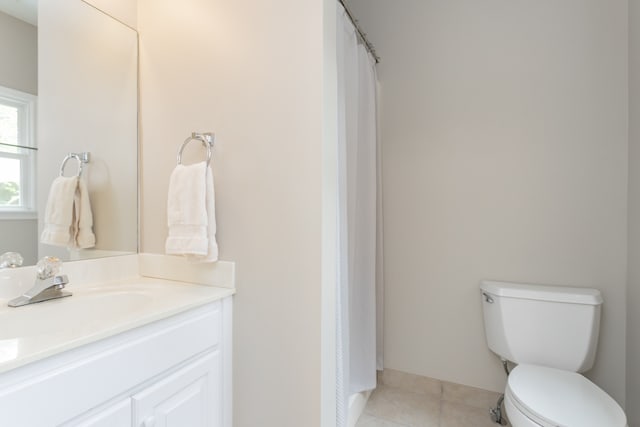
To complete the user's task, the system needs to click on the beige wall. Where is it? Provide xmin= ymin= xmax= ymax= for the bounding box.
xmin=137 ymin=0 xmax=325 ymax=425
xmin=0 ymin=10 xmax=38 ymax=266
xmin=83 ymin=0 xmax=137 ymax=29
xmin=0 ymin=11 xmax=37 ymax=95
xmin=38 ymin=0 xmax=138 ymax=260
xmin=350 ymin=0 xmax=629 ymax=405
xmin=628 ymin=1 xmax=640 ymax=425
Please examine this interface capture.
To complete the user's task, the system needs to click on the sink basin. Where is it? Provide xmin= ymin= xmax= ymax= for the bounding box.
xmin=0 ymin=291 xmax=152 ymax=341
xmin=0 ymin=277 xmax=234 ymax=372
xmin=0 ymin=290 xmax=154 ymax=364
xmin=0 ymin=291 xmax=152 ymax=363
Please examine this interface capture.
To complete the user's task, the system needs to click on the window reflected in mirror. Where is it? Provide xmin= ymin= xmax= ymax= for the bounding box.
xmin=0 ymin=86 xmax=36 ymax=213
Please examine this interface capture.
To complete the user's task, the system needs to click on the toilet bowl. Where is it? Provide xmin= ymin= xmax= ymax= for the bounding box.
xmin=479 ymin=280 xmax=627 ymax=427
xmin=504 ymin=364 xmax=626 ymax=427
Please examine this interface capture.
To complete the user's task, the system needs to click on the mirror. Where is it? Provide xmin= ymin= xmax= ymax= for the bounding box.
xmin=0 ymin=0 xmax=138 ymax=266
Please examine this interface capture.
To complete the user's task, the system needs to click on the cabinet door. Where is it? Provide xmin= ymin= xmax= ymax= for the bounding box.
xmin=61 ymin=399 xmax=132 ymax=427
xmin=132 ymin=350 xmax=221 ymax=427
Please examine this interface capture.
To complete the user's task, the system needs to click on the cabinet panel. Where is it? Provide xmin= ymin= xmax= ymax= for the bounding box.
xmin=62 ymin=399 xmax=132 ymax=427
xmin=133 ymin=351 xmax=221 ymax=427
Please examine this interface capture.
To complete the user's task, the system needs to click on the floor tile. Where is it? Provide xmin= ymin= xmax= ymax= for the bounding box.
xmin=440 ymin=401 xmax=511 ymax=427
xmin=380 ymin=369 xmax=442 ymax=397
xmin=355 ymin=413 xmax=410 ymax=427
xmin=364 ymin=385 xmax=440 ymax=427
xmin=359 ymin=372 xmax=512 ymax=427
xmin=441 ymin=380 xmax=502 ymax=409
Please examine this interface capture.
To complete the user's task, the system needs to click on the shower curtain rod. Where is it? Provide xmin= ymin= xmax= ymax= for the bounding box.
xmin=338 ymin=0 xmax=381 ymax=63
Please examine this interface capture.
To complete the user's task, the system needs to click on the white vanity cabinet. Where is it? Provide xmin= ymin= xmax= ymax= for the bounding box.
xmin=72 ymin=400 xmax=132 ymax=427
xmin=0 ymin=297 xmax=232 ymax=427
xmin=132 ymin=350 xmax=220 ymax=427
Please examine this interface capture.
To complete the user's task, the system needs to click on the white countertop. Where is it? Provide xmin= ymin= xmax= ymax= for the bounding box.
xmin=0 ymin=277 xmax=235 ymax=374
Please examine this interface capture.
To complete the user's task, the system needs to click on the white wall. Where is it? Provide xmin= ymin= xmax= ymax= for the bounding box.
xmin=350 ymin=0 xmax=629 ymax=405
xmin=137 ymin=0 xmax=326 ymax=425
xmin=0 ymin=10 xmax=38 ymax=265
xmin=38 ymin=0 xmax=138 ymax=259
xmin=628 ymin=1 xmax=640 ymax=425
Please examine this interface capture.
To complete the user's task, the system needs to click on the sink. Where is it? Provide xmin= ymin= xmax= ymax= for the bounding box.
xmin=0 ymin=291 xmax=152 ymax=341
xmin=0 ymin=277 xmax=233 ymax=372
xmin=0 ymin=288 xmax=154 ymax=365
xmin=0 ymin=290 xmax=155 ymax=367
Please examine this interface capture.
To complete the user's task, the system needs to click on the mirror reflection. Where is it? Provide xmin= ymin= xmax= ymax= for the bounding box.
xmin=0 ymin=0 xmax=138 ymax=266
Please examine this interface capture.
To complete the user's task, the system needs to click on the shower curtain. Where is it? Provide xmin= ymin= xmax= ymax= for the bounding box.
xmin=335 ymin=4 xmax=381 ymax=426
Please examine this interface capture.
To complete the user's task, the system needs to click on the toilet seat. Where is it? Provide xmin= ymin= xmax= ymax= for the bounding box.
xmin=506 ymin=364 xmax=626 ymax=427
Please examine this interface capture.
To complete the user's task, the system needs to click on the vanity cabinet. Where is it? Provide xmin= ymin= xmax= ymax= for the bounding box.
xmin=72 ymin=400 xmax=132 ymax=427
xmin=133 ymin=351 xmax=220 ymax=427
xmin=0 ymin=297 xmax=232 ymax=427
xmin=73 ymin=350 xmax=220 ymax=427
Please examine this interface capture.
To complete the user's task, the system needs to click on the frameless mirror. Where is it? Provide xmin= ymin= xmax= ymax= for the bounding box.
xmin=0 ymin=0 xmax=138 ymax=266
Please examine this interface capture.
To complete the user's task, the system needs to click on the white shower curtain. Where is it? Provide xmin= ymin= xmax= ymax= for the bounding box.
xmin=336 ymin=4 xmax=381 ymax=426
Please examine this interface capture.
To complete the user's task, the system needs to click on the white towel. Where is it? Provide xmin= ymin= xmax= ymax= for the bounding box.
xmin=41 ymin=176 xmax=96 ymax=249
xmin=165 ymin=161 xmax=218 ymax=262
xmin=74 ymin=178 xmax=96 ymax=248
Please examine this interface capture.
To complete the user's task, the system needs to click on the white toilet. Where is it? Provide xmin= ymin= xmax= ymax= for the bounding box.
xmin=480 ymin=280 xmax=627 ymax=427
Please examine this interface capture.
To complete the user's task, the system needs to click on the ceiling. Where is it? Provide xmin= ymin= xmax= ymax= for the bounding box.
xmin=0 ymin=0 xmax=37 ymax=26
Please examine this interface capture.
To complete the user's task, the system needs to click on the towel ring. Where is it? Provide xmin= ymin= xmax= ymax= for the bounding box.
xmin=59 ymin=152 xmax=90 ymax=177
xmin=177 ymin=132 xmax=214 ymax=167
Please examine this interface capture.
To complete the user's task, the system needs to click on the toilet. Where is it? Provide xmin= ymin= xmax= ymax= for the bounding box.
xmin=479 ymin=280 xmax=627 ymax=427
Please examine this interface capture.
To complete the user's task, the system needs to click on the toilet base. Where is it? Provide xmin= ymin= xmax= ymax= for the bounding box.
xmin=504 ymin=392 xmax=542 ymax=427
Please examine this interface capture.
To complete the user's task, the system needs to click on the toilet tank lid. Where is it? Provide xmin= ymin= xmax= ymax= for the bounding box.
xmin=480 ymin=280 xmax=603 ymax=305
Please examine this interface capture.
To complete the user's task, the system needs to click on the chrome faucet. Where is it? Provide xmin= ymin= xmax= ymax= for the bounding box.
xmin=8 ymin=256 xmax=72 ymax=307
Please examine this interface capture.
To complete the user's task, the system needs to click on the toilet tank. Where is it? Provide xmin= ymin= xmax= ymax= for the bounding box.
xmin=480 ymin=280 xmax=603 ymax=373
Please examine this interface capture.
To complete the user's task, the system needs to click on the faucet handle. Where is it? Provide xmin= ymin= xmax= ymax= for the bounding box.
xmin=52 ymin=275 xmax=69 ymax=290
xmin=36 ymin=256 xmax=62 ymax=280
xmin=0 ymin=252 xmax=24 ymax=268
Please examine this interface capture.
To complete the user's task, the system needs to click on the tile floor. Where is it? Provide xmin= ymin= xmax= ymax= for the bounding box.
xmin=355 ymin=369 xmax=512 ymax=427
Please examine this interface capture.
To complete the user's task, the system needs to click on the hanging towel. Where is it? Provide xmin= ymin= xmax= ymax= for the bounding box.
xmin=74 ymin=178 xmax=96 ymax=248
xmin=165 ymin=161 xmax=218 ymax=262
xmin=41 ymin=176 xmax=96 ymax=249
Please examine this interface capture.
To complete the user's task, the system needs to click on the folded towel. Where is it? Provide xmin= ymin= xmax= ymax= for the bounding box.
xmin=40 ymin=176 xmax=77 ymax=247
xmin=75 ymin=178 xmax=96 ymax=248
xmin=41 ymin=176 xmax=96 ymax=249
xmin=187 ymin=163 xmax=218 ymax=263
xmin=165 ymin=161 xmax=218 ymax=262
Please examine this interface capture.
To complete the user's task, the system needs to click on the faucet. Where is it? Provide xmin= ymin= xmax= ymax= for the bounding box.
xmin=8 ymin=256 xmax=72 ymax=307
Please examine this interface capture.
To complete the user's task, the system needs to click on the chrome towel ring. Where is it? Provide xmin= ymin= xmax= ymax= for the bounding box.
xmin=59 ymin=152 xmax=90 ymax=177
xmin=177 ymin=132 xmax=215 ymax=167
